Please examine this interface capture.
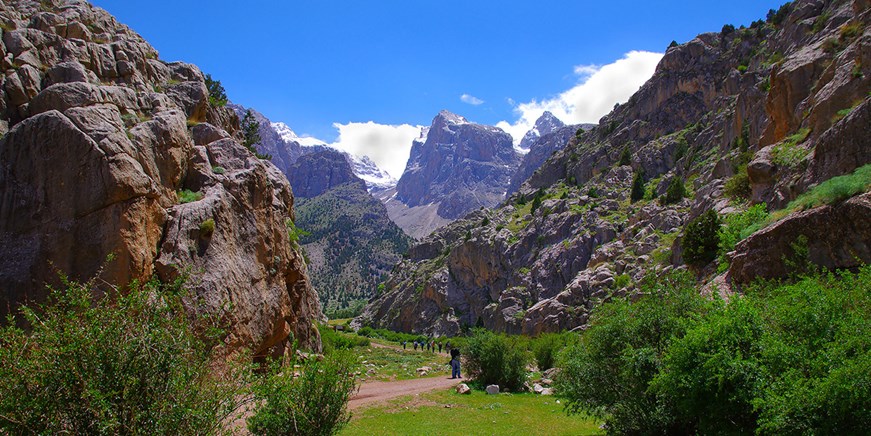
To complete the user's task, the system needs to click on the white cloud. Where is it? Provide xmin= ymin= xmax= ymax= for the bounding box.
xmin=329 ymin=121 xmax=423 ymax=179
xmin=497 ymin=50 xmax=663 ymax=145
xmin=460 ymin=93 xmax=485 ymax=105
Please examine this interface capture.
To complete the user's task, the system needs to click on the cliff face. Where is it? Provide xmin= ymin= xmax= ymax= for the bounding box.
xmin=507 ymin=123 xmax=588 ymax=195
xmin=287 ymin=149 xmax=367 ymax=199
xmin=395 ymin=110 xmax=521 ymax=220
xmin=356 ymin=0 xmax=871 ymax=336
xmin=0 ymin=0 xmax=321 ymax=355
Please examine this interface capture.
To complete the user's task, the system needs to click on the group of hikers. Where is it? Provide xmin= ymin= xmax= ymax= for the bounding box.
xmin=399 ymin=339 xmax=461 ymax=379
xmin=401 ymin=339 xmax=446 ymax=354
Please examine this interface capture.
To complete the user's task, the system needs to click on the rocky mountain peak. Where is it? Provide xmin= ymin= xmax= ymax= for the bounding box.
xmin=393 ymin=110 xmax=520 ymax=226
xmin=519 ymin=111 xmax=566 ymax=150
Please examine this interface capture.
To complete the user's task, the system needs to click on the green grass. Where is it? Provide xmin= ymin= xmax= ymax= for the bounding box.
xmin=771 ymin=128 xmax=811 ymax=168
xmin=352 ymin=341 xmax=451 ymax=382
xmin=341 ymin=389 xmax=602 ymax=436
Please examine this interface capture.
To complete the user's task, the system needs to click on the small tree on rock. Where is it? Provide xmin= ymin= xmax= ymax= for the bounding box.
xmin=241 ymin=110 xmax=270 ymax=160
xmin=630 ymin=171 xmax=646 ymax=203
xmin=663 ymin=177 xmax=687 ymax=205
xmin=682 ymin=209 xmax=721 ymax=267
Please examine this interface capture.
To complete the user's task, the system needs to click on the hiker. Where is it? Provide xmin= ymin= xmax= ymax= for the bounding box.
xmin=426 ymin=341 xmax=431 ymax=352
xmin=402 ymin=341 xmax=406 ymax=350
xmin=438 ymin=342 xmax=442 ymax=353
xmin=449 ymin=348 xmax=461 ymax=379
xmin=445 ymin=341 xmax=451 ymax=355
xmin=413 ymin=341 xmax=418 ymax=351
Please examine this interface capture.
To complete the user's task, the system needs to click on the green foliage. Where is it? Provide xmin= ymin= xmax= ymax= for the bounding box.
xmin=319 ymin=327 xmax=370 ymax=354
xmin=682 ymin=209 xmax=721 ymax=267
xmin=177 ymin=188 xmax=203 ymax=204
xmin=199 ymin=218 xmax=215 ymax=237
xmin=612 ymin=273 xmax=631 ymax=289
xmin=555 ymin=271 xmax=708 ymax=434
xmin=618 ymin=146 xmax=631 ymax=166
xmin=663 ymin=177 xmax=686 ymax=205
xmin=786 ymin=163 xmax=871 ymax=211
xmin=0 ymin=277 xmax=244 ymax=434
xmin=248 ymin=350 xmax=358 ymax=436
xmin=586 ymin=187 xmax=599 ymax=198
xmin=324 ymin=299 xmax=367 ymax=320
xmin=241 ymin=109 xmax=271 ymax=159
xmin=771 ymin=128 xmax=811 ymax=168
xmin=766 ymin=3 xmax=791 ymax=26
xmin=717 ymin=204 xmax=768 ymax=270
xmin=531 ymin=333 xmax=578 ymax=372
xmin=465 ymin=329 xmax=532 ymax=392
xmin=285 ymin=219 xmax=310 ymax=246
xmin=724 ymin=165 xmax=751 ymax=200
xmin=204 ymin=73 xmax=227 ymax=107
xmin=557 ymin=264 xmax=871 ymax=435
xmin=211 ymin=165 xmax=226 ymax=174
xmin=630 ymin=171 xmax=645 ymax=203
xmin=668 ymin=40 xmax=679 ymax=49
xmin=530 ymin=195 xmax=543 ymax=215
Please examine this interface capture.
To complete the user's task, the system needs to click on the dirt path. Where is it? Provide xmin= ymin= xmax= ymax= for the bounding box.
xmin=348 ymin=376 xmax=463 ymax=410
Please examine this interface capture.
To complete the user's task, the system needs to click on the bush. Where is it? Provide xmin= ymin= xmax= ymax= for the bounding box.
xmin=618 ymin=146 xmax=631 ymax=166
xmin=204 ymin=73 xmax=227 ymax=107
xmin=555 ymin=271 xmax=708 ymax=434
xmin=241 ymin=109 xmax=271 ymax=160
xmin=319 ymin=327 xmax=370 ymax=354
xmin=0 ymin=277 xmax=244 ymax=434
xmin=199 ymin=218 xmax=215 ymax=237
xmin=248 ymin=350 xmax=358 ymax=436
xmin=530 ymin=332 xmax=578 ymax=371
xmin=630 ymin=171 xmax=645 ymax=203
xmin=723 ymin=166 xmax=751 ymax=200
xmin=464 ymin=329 xmax=531 ymax=391
xmin=682 ymin=209 xmax=721 ymax=267
xmin=718 ymin=204 xmax=768 ymax=264
xmin=663 ymin=177 xmax=687 ymax=205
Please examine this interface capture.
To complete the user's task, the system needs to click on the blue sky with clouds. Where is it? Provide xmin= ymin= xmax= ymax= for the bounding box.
xmin=91 ymin=0 xmax=785 ymax=177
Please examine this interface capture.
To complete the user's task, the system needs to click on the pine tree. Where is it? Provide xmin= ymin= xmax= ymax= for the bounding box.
xmin=241 ymin=110 xmax=270 ymax=160
xmin=630 ymin=171 xmax=646 ymax=203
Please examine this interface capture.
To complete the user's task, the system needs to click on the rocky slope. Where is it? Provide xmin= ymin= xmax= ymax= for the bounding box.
xmin=393 ymin=110 xmax=521 ymax=225
xmin=286 ymin=148 xmax=367 ymax=198
xmin=356 ymin=0 xmax=871 ymax=336
xmin=0 ymin=0 xmax=321 ymax=356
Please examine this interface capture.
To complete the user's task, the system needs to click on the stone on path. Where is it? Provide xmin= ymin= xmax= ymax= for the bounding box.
xmin=456 ymin=383 xmax=471 ymax=395
xmin=486 ymin=384 xmax=500 ymax=395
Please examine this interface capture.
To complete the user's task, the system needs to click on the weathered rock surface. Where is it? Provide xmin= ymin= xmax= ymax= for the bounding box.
xmin=0 ymin=0 xmax=321 ymax=356
xmin=728 ymin=192 xmax=871 ymax=284
xmin=508 ymin=123 xmax=587 ymax=195
xmin=395 ymin=110 xmax=520 ymax=221
xmin=287 ymin=149 xmax=367 ymax=199
xmin=518 ymin=111 xmax=566 ymax=151
xmin=357 ymin=0 xmax=871 ymax=336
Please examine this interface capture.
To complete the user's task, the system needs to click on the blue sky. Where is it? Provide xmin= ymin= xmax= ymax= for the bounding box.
xmin=91 ymin=0 xmax=785 ymax=176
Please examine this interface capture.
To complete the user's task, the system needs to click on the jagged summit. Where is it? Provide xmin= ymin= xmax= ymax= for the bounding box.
xmin=519 ymin=111 xmax=566 ymax=150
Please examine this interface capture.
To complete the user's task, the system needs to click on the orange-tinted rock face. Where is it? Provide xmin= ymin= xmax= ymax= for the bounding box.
xmin=0 ymin=0 xmax=320 ymax=355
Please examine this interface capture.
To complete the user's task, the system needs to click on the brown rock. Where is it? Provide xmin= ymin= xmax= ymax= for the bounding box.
xmin=728 ymin=193 xmax=871 ymax=284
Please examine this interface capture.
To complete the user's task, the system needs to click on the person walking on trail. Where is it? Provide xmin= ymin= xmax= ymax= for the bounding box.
xmin=449 ymin=348 xmax=461 ymax=379
xmin=413 ymin=341 xmax=418 ymax=351
xmin=402 ymin=341 xmax=406 ymax=350
xmin=438 ymin=342 xmax=442 ymax=353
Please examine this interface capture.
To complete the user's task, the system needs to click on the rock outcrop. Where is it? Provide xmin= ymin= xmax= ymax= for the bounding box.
xmin=507 ymin=123 xmax=588 ymax=195
xmin=518 ymin=111 xmax=566 ymax=151
xmin=357 ymin=0 xmax=871 ymax=336
xmin=287 ymin=149 xmax=367 ymax=199
xmin=0 ymin=0 xmax=321 ymax=356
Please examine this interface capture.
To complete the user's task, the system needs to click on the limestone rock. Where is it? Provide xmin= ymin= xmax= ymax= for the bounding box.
xmin=485 ymin=385 xmax=500 ymax=395
xmin=456 ymin=383 xmax=471 ymax=394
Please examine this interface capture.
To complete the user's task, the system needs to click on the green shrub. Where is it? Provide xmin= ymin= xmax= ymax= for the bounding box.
xmin=618 ymin=146 xmax=631 ymax=166
xmin=663 ymin=177 xmax=687 ymax=205
xmin=319 ymin=327 xmax=370 ymax=354
xmin=531 ymin=332 xmax=578 ymax=371
xmin=464 ymin=329 xmax=531 ymax=391
xmin=211 ymin=165 xmax=226 ymax=174
xmin=723 ymin=165 xmax=751 ymax=200
xmin=178 ymin=189 xmax=203 ymax=204
xmin=682 ymin=210 xmax=721 ymax=267
xmin=630 ymin=171 xmax=645 ymax=203
xmin=771 ymin=128 xmax=810 ymax=168
xmin=199 ymin=218 xmax=215 ymax=237
xmin=0 ymin=277 xmax=244 ymax=434
xmin=204 ymin=73 xmax=227 ymax=107
xmin=248 ymin=350 xmax=358 ymax=436
xmin=613 ymin=273 xmax=631 ymax=289
xmin=717 ymin=204 xmax=768 ymax=270
xmin=555 ymin=271 xmax=709 ymax=434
